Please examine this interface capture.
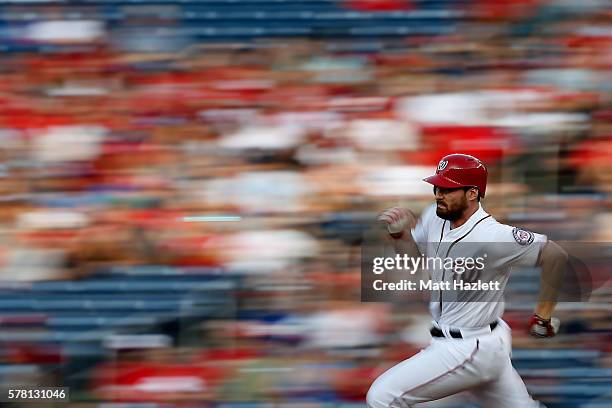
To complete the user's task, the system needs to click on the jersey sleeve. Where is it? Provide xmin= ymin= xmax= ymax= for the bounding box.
xmin=411 ymin=204 xmax=436 ymax=255
xmin=489 ymin=223 xmax=547 ymax=269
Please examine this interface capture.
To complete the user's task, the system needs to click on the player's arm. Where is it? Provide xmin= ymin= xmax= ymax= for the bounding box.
xmin=534 ymin=240 xmax=568 ymax=319
xmin=528 ymin=240 xmax=568 ymax=338
xmin=491 ymin=225 xmax=568 ymax=338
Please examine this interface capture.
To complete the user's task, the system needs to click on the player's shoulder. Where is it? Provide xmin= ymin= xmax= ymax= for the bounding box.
xmin=478 ymin=213 xmax=515 ymax=234
xmin=483 ymin=216 xmax=545 ymax=245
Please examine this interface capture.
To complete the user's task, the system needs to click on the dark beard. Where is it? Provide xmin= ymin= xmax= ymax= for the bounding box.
xmin=436 ymin=205 xmax=465 ymax=221
xmin=435 ymin=193 xmax=469 ymax=222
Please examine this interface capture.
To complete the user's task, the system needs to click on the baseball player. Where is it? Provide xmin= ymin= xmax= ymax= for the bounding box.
xmin=368 ymin=153 xmax=567 ymax=408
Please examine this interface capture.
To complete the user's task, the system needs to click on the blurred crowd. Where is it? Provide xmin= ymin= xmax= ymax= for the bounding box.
xmin=0 ymin=0 xmax=609 ymax=407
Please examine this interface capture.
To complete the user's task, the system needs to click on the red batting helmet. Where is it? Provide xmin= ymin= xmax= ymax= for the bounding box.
xmin=423 ymin=153 xmax=488 ymax=198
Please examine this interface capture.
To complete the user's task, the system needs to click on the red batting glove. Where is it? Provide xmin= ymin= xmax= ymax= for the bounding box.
xmin=528 ymin=314 xmax=560 ymax=338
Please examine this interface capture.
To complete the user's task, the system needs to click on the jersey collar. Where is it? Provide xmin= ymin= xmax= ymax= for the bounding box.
xmin=442 ymin=203 xmax=490 ymax=241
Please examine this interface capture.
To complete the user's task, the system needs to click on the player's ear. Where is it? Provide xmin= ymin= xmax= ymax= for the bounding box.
xmin=467 ymin=187 xmax=479 ymax=202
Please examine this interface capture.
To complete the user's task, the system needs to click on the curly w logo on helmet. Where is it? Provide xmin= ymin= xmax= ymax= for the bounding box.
xmin=437 ymin=160 xmax=448 ymax=171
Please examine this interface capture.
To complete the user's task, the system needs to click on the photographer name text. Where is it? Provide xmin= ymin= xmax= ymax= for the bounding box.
xmin=373 ymin=279 xmax=501 ymax=291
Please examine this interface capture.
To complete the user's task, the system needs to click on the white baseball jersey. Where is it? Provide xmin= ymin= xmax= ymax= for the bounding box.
xmin=367 ymin=203 xmax=547 ymax=408
xmin=411 ymin=203 xmax=547 ymax=328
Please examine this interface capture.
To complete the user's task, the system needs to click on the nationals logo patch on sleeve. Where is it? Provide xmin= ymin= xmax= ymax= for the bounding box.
xmin=512 ymin=227 xmax=534 ymax=245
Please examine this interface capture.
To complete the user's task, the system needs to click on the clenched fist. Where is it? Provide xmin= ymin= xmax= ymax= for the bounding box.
xmin=377 ymin=207 xmax=416 ymax=239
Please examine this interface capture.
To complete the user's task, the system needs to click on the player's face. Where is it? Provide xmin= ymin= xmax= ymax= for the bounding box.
xmin=434 ymin=187 xmax=469 ymax=221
